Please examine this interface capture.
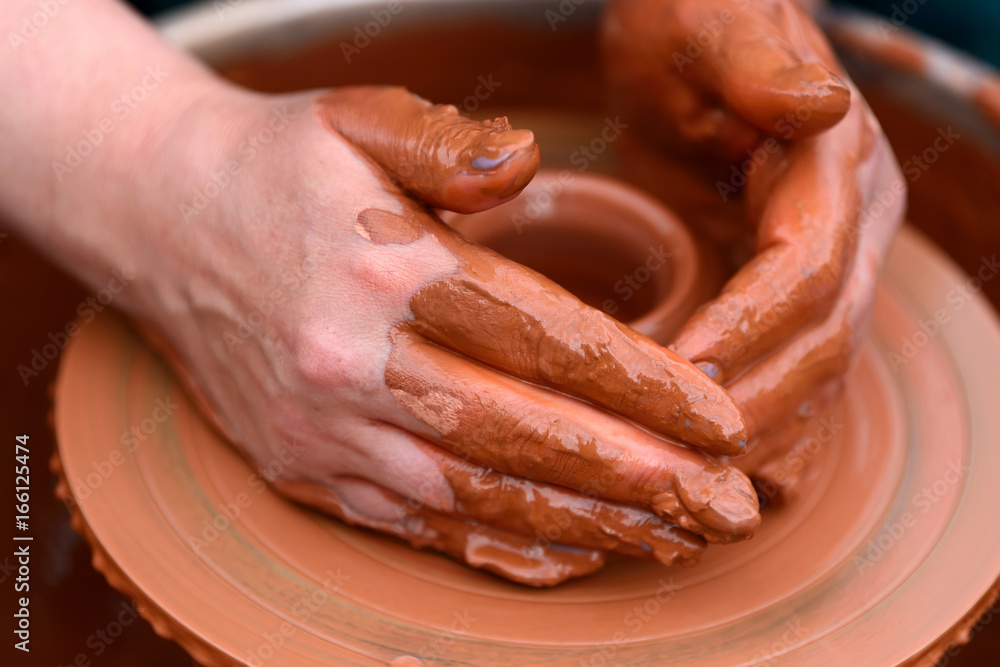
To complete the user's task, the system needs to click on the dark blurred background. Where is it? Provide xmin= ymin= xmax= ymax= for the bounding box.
xmin=133 ymin=0 xmax=1000 ymax=68
xmin=833 ymin=0 xmax=1000 ymax=67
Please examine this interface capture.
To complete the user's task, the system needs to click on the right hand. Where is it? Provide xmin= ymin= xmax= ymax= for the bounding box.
xmin=122 ymin=85 xmax=760 ymax=585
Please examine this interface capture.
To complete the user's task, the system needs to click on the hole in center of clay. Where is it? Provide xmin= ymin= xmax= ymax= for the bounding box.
xmin=475 ymin=224 xmax=672 ymax=322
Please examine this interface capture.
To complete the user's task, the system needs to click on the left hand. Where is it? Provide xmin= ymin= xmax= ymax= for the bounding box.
xmin=601 ymin=0 xmax=905 ymax=442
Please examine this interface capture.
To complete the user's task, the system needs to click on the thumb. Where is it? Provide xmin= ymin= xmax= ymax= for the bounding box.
xmin=705 ymin=20 xmax=850 ymax=139
xmin=317 ymin=86 xmax=540 ymax=214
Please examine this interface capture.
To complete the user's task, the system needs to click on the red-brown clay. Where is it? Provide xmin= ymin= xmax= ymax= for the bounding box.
xmin=432 ymin=451 xmax=706 ymax=566
xmin=354 ymin=207 xmax=425 ymax=245
xmin=308 ymin=85 xmax=760 ymax=580
xmin=398 ymin=232 xmax=749 ymax=456
xmin=442 ymin=170 xmax=721 ymax=343
xmin=384 ymin=328 xmax=758 ymax=543
xmin=318 ymin=86 xmax=541 ymax=213
xmin=273 ymin=477 xmax=608 ymax=587
xmin=272 ymin=432 xmax=709 ymax=585
xmin=52 ymin=225 xmax=1000 ymax=665
xmin=317 ymin=87 xmax=751 ymax=458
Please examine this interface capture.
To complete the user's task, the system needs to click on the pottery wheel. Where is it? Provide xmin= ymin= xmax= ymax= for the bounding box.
xmin=53 ymin=222 xmax=1000 ymax=666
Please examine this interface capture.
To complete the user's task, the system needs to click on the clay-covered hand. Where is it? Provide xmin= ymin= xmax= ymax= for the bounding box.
xmin=602 ymin=0 xmax=906 ymax=437
xmin=133 ymin=85 xmax=759 ymax=586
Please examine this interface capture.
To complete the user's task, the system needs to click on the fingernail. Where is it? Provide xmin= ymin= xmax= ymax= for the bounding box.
xmin=676 ymin=465 xmax=760 ymax=539
xmin=471 ymin=152 xmax=513 ymax=171
xmin=695 ymin=361 xmax=720 ymax=379
xmin=548 ymin=543 xmax=593 ymax=555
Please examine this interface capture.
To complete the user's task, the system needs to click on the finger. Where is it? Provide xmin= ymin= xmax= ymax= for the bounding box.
xmin=727 ymin=236 xmax=879 ymax=436
xmin=670 ymin=101 xmax=867 ymax=384
xmin=273 ymin=476 xmax=605 ymax=587
xmin=732 ymin=378 xmax=843 ymax=507
xmin=396 ymin=429 xmax=706 ymax=566
xmin=731 ymin=416 xmax=811 ymax=507
xmin=728 ymin=129 xmax=902 ymax=433
xmin=699 ymin=1 xmax=850 ymax=138
xmin=318 ymin=86 xmax=540 ymax=213
xmin=303 ymin=420 xmax=705 ymax=563
xmin=601 ymin=0 xmax=765 ymax=158
xmin=385 ymin=329 xmax=760 ymax=543
xmin=407 ymin=220 xmax=749 ymax=456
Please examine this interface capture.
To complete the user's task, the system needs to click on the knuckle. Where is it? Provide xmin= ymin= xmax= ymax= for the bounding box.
xmin=351 ymin=245 xmax=409 ymax=295
xmin=291 ymin=324 xmax=365 ymax=391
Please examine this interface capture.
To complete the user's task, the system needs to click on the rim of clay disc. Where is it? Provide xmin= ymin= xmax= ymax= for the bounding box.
xmin=52 ymin=226 xmax=1000 ymax=666
xmin=443 ymin=169 xmax=706 ymax=342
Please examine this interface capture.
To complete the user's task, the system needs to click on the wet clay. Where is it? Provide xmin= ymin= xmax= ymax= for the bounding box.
xmin=354 ymin=208 xmax=424 ymax=245
xmin=318 ymin=87 xmax=540 ymax=214
xmin=432 ymin=451 xmax=706 ymax=565
xmin=398 ymin=239 xmax=748 ymax=455
xmin=273 ymin=477 xmax=607 ymax=587
xmin=51 ymin=225 xmax=1000 ymax=665
xmin=271 ymin=427 xmax=709 ymax=586
xmin=441 ymin=170 xmax=722 ymax=342
xmin=321 ymin=90 xmax=753 ymax=494
xmin=383 ymin=328 xmax=758 ymax=544
xmin=300 ymin=86 xmax=759 ymax=585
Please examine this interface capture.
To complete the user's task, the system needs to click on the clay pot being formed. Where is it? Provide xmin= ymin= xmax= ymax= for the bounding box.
xmin=441 ymin=170 xmax=719 ymax=344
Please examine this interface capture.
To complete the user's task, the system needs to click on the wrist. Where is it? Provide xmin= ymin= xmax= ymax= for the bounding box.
xmin=116 ymin=80 xmax=272 ymax=314
xmin=43 ymin=74 xmax=237 ymax=299
xmin=106 ymin=84 xmax=313 ymax=347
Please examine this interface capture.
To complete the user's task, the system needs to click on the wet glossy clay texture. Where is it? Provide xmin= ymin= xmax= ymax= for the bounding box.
xmin=155 ymin=84 xmax=760 ymax=589
xmin=602 ymin=0 xmax=906 ymax=448
xmin=442 ymin=171 xmax=721 ymax=343
xmin=52 ymin=227 xmax=1000 ymax=666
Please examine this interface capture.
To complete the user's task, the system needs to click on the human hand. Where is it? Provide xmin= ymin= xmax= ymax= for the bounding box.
xmin=127 ymin=85 xmax=759 ymax=585
xmin=602 ymin=0 xmax=906 ymax=440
